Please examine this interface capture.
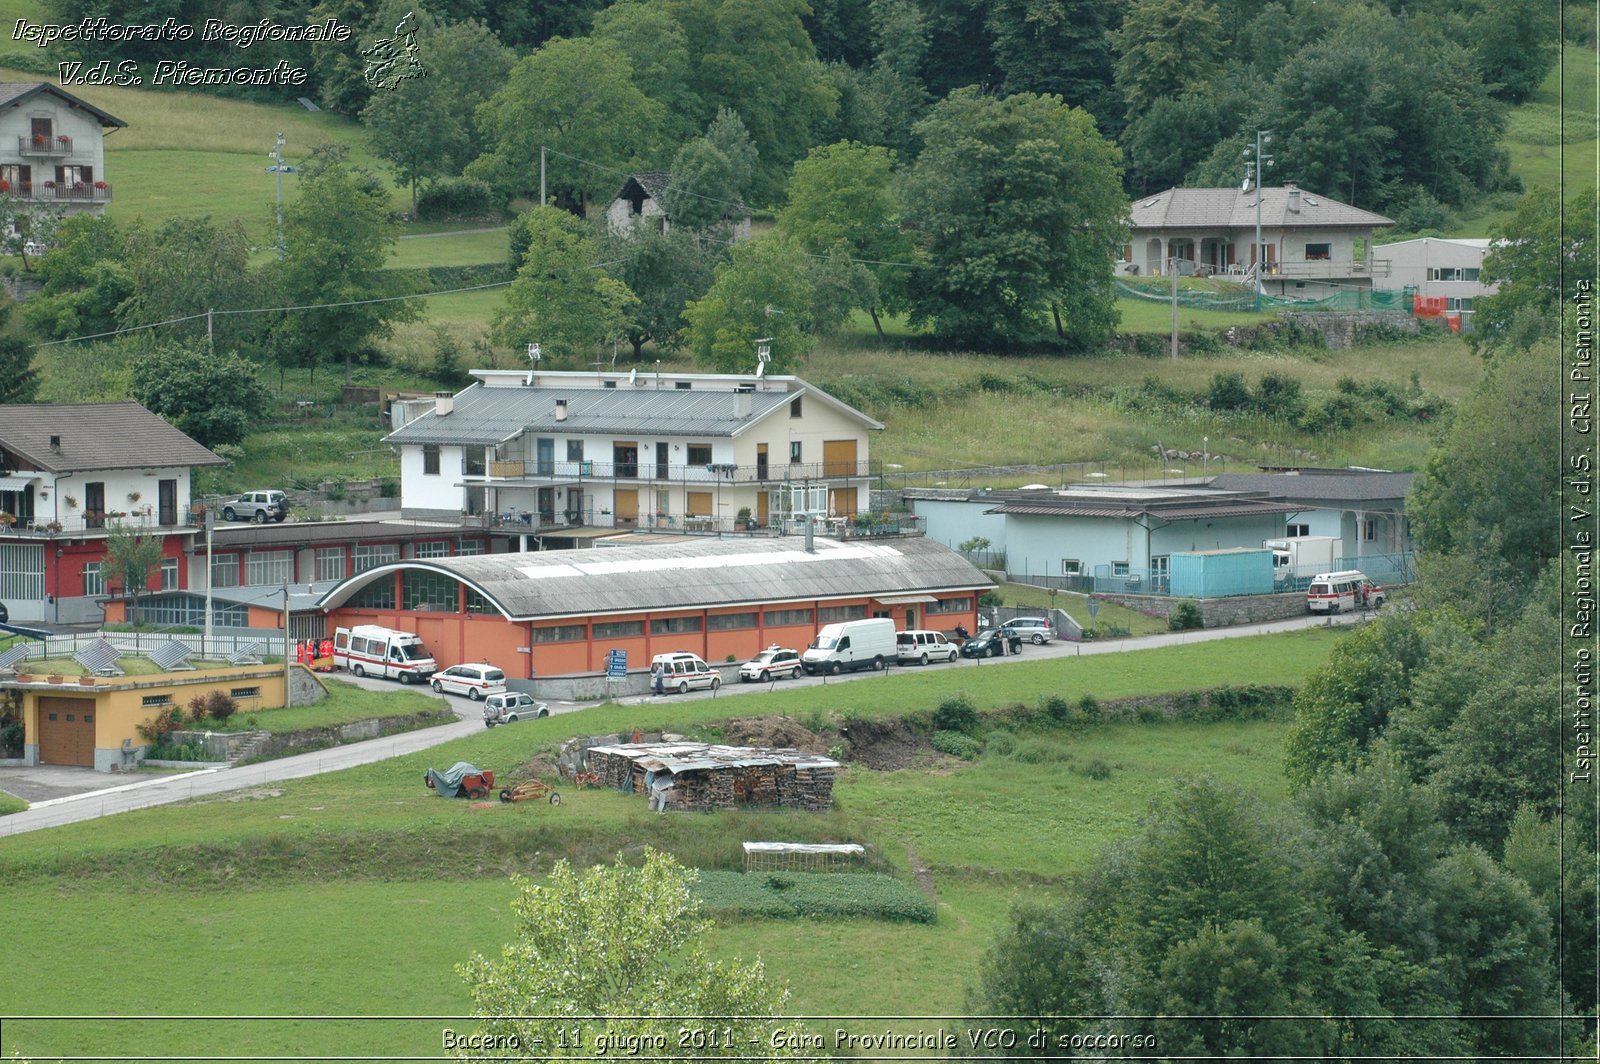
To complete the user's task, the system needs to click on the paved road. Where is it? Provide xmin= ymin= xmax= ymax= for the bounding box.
xmin=0 ymin=611 xmax=1366 ymax=837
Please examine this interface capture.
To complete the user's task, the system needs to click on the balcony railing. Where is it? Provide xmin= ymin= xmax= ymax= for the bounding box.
xmin=483 ymin=509 xmax=925 ymax=539
xmin=1 ymin=181 xmax=112 ymax=203
xmin=0 ymin=508 xmax=201 ymax=537
xmin=479 ymin=458 xmax=877 ymax=484
xmin=18 ymin=136 xmax=73 ymax=157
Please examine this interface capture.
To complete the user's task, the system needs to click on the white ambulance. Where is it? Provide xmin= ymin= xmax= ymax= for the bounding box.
xmin=332 ymin=625 xmax=438 ymax=684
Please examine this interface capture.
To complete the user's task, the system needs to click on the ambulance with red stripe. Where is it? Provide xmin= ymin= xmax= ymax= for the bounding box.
xmin=332 ymin=625 xmax=438 ymax=684
xmin=1306 ymin=571 xmax=1385 ymax=613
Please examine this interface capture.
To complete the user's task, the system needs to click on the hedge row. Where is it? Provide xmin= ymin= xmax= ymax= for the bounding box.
xmin=694 ymin=871 xmax=935 ymax=923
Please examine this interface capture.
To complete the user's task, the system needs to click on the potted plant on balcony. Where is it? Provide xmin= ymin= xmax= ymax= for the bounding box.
xmin=127 ymin=491 xmax=142 ymax=504
xmin=0 ymin=513 xmax=13 ymax=529
xmin=57 ymin=135 xmax=70 ymax=149
xmin=42 ymin=181 xmax=55 ymax=191
xmin=32 ymin=134 xmax=44 ymax=146
xmin=65 ymin=495 xmax=77 ymax=509
xmin=737 ymin=506 xmax=754 ymax=531
xmin=93 ymin=180 xmax=107 ymax=190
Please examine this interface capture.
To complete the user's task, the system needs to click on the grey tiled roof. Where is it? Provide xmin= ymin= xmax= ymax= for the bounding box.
xmin=321 ymin=535 xmax=993 ymax=620
xmin=387 ymin=383 xmax=822 ymax=445
xmin=1130 ymin=186 xmax=1393 ymax=230
xmin=0 ymin=82 xmax=127 ymax=127
xmin=0 ymin=402 xmax=221 ymax=472
xmin=1207 ymin=472 xmax=1415 ymax=502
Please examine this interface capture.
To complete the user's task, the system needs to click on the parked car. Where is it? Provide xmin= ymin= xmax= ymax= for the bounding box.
xmin=652 ymin=651 xmax=722 ymax=694
xmin=960 ymin=628 xmax=1022 ymax=658
xmin=482 ymin=691 xmax=548 ymax=727
xmin=220 ymin=490 xmax=288 ymax=523
xmin=739 ymin=646 xmax=803 ymax=682
xmin=896 ymin=629 xmax=958 ymax=665
xmin=1001 ymin=616 xmax=1054 ymax=644
xmin=430 ymin=662 xmax=508 ymax=700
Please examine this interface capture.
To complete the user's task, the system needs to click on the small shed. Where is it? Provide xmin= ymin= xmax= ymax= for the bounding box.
xmin=1168 ymin=547 xmax=1275 ymax=599
xmin=583 ymin=741 xmax=840 ymax=813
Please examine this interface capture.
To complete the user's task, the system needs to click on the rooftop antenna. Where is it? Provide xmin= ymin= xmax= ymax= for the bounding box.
xmin=524 ymin=342 xmax=541 ymax=387
xmin=654 ymin=358 xmax=662 ymax=389
xmin=754 ymin=337 xmax=772 ymax=380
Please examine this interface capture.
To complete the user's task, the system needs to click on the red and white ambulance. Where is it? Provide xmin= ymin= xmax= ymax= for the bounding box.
xmin=332 ymin=625 xmax=438 ymax=684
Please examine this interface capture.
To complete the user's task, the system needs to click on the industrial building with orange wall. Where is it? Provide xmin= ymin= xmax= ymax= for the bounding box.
xmin=317 ymin=537 xmax=992 ymax=678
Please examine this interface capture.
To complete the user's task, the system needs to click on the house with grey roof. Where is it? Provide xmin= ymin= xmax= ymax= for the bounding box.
xmin=1206 ymin=468 xmax=1415 ymax=573
xmin=1122 ymin=183 xmax=1394 ymax=298
xmin=977 ymin=485 xmax=1301 ymax=593
xmin=0 ymin=83 xmax=125 ymax=221
xmin=385 ymin=369 xmax=883 ymax=538
xmin=0 ymin=401 xmax=222 ymax=623
xmin=603 ymin=170 xmax=752 ymax=239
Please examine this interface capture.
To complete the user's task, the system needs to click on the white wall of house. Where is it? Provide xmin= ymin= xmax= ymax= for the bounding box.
xmin=1376 ymin=237 xmax=1496 ymax=309
xmin=908 ymin=498 xmax=1008 ymax=552
xmin=1003 ymin=510 xmax=1286 ymax=581
xmin=40 ymin=466 xmax=193 ymax=527
xmin=401 ymin=444 xmax=467 ymax=513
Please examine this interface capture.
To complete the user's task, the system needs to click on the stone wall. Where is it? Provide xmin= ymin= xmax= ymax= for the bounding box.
xmin=1092 ymin=590 xmax=1313 ymax=628
xmin=1280 ymin=311 xmax=1418 ymax=349
xmin=288 ymin=664 xmax=328 ymax=707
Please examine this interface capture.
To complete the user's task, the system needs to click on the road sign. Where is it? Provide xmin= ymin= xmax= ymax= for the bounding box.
xmin=606 ymin=649 xmax=627 ymax=679
xmin=1087 ymin=598 xmax=1101 ymax=624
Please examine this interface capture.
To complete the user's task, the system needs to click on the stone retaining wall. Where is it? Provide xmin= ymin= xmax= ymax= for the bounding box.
xmin=1092 ymin=590 xmax=1314 ymax=628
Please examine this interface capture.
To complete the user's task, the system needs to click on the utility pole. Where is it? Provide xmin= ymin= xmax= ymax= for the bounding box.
xmin=1169 ymin=257 xmax=1179 ymax=361
xmin=203 ymin=504 xmax=213 ymax=658
xmin=273 ymin=132 xmax=285 ymax=260
xmin=540 ymin=145 xmax=546 ymax=207
xmin=282 ymin=582 xmax=292 ymax=708
xmin=1244 ymin=130 xmax=1273 ymax=312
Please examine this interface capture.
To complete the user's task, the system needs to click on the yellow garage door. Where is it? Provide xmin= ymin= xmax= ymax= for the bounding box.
xmin=38 ymin=697 xmax=96 ymax=767
xmin=822 ymin=439 xmax=858 ymax=476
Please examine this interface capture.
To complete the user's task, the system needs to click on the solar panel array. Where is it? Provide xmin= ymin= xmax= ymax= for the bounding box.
xmin=0 ymin=643 xmax=30 ymax=672
xmin=149 ymin=640 xmax=197 ymax=672
xmin=73 ymin=637 xmax=124 ymax=676
xmin=228 ymin=640 xmax=264 ymax=665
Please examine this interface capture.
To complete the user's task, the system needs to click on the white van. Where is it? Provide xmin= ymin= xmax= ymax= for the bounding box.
xmin=1306 ymin=571 xmax=1385 ymax=613
xmin=802 ymin=617 xmax=897 ymax=675
xmin=896 ymin=629 xmax=958 ymax=665
xmin=333 ymin=625 xmax=438 ymax=683
xmin=651 ymin=651 xmax=722 ymax=694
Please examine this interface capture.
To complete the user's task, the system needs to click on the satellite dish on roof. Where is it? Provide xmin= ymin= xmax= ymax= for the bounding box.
xmin=628 ymin=366 xmax=637 ymax=386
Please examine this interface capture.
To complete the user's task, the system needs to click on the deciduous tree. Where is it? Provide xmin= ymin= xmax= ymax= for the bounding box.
xmin=492 ymin=207 xmax=636 ymax=362
xmin=683 ymin=234 xmax=813 ymax=372
xmin=902 ymin=88 xmax=1125 ymax=348
xmin=455 ymin=850 xmax=802 ymax=1060
xmin=104 ymin=519 xmax=167 ymax=627
xmin=130 ymin=340 xmax=270 ymax=449
xmin=597 ymin=227 xmax=719 ymax=358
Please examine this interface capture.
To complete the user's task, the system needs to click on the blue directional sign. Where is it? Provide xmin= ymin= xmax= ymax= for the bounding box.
xmin=606 ymin=649 xmax=628 ymax=679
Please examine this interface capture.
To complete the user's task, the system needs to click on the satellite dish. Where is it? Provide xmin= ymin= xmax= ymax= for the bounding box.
xmin=524 ymin=343 xmax=541 ymax=387
xmin=755 ymin=361 xmax=766 ymax=379
xmin=628 ymin=367 xmax=637 ymax=386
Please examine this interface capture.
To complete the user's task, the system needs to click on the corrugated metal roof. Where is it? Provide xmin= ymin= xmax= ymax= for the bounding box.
xmin=588 ymin=741 xmax=840 ymax=773
xmin=1208 ymin=472 xmax=1415 ymax=502
xmin=0 ymin=82 xmax=127 ymax=126
xmin=384 ymin=383 xmax=799 ymax=445
xmin=1130 ymin=186 xmax=1393 ymax=231
xmin=0 ymin=402 xmax=222 ymax=473
xmin=988 ymin=499 xmax=1300 ymax=520
xmin=319 ymin=535 xmax=993 ymax=620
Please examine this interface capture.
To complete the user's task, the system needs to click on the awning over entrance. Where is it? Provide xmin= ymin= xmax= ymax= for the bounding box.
xmin=874 ymin=594 xmax=938 ymax=605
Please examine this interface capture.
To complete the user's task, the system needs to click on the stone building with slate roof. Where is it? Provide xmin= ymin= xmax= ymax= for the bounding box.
xmin=1122 ymin=183 xmax=1393 ymax=297
xmin=0 ymin=82 xmax=125 ymax=217
xmin=604 ymin=170 xmax=752 ymax=239
xmin=386 ymin=369 xmax=883 ymax=539
xmin=0 ymin=402 xmax=221 ymax=623
xmin=318 ymin=535 xmax=990 ymax=678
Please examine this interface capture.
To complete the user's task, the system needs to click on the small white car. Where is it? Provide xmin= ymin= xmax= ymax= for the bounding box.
xmin=896 ymin=630 xmax=958 ymax=665
xmin=431 ymin=662 xmax=508 ymax=700
xmin=482 ymin=691 xmax=548 ymax=727
xmin=739 ymin=646 xmax=803 ymax=682
xmin=1001 ymin=617 xmax=1054 ymax=644
xmin=652 ymin=651 xmax=722 ymax=694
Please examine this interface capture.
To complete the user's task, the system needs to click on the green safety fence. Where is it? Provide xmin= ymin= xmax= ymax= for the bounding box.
xmin=1116 ymin=278 xmax=1413 ymax=313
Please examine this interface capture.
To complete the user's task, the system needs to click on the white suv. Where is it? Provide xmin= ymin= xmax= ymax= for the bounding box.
xmin=652 ymin=652 xmax=722 ymax=694
xmin=1001 ymin=617 xmax=1054 ymax=644
xmin=482 ymin=692 xmax=548 ymax=727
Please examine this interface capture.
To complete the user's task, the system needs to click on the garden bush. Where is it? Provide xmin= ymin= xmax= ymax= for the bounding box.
xmin=931 ymin=730 xmax=981 ymax=760
xmin=1078 ymin=758 xmax=1113 ymax=780
xmin=205 ymin=691 xmax=239 ymax=723
xmin=984 ymin=731 xmax=1017 ymax=757
xmin=415 ymin=177 xmax=494 ymax=220
xmin=1168 ymin=600 xmax=1203 ymax=631
xmin=1012 ymin=738 xmax=1072 ymax=763
xmin=932 ymin=693 xmax=979 ymax=735
xmin=1040 ymin=694 xmax=1072 ymax=724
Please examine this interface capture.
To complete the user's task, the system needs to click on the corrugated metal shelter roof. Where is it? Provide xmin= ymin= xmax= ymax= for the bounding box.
xmin=587 ymin=742 xmax=840 ymax=773
xmin=384 ymin=379 xmax=880 ymax=445
xmin=1208 ymin=471 xmax=1415 ymax=502
xmin=213 ymin=519 xmax=467 ymax=548
xmin=319 ymin=535 xmax=993 ymax=620
xmin=1130 ymin=185 xmax=1393 ymax=231
xmin=986 ymin=494 xmax=1300 ymax=520
xmin=0 ymin=402 xmax=222 ymax=473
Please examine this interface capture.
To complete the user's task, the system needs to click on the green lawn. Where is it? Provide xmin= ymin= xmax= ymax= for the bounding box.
xmin=389 ymin=227 xmax=509 ymax=268
xmin=218 ymin=677 xmax=448 ymax=734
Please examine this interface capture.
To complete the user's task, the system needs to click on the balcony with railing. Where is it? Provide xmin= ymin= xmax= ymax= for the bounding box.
xmin=479 ymin=457 xmax=877 ymax=485
xmin=480 ymin=508 xmax=924 ymax=539
xmin=0 ymin=507 xmax=202 ymax=537
xmin=17 ymin=135 xmax=74 ymax=157
xmin=6 ymin=180 xmax=113 ymax=203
